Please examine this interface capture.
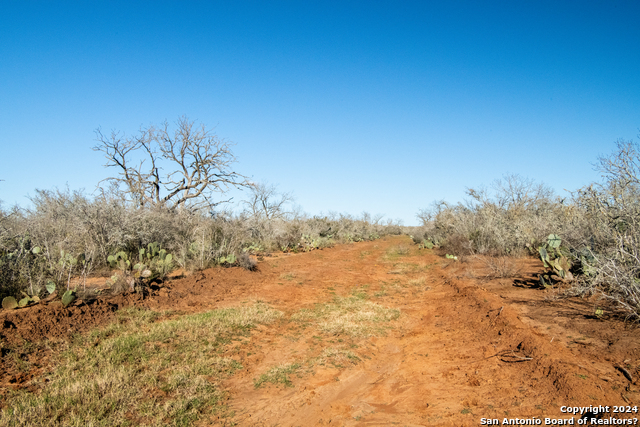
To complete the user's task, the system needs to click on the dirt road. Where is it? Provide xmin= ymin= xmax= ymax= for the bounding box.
xmin=1 ymin=236 xmax=639 ymax=426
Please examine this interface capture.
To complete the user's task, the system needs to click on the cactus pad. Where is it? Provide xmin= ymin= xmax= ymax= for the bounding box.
xmin=61 ymin=290 xmax=76 ymax=307
xmin=2 ymin=296 xmax=18 ymax=310
xmin=46 ymin=281 xmax=56 ymax=294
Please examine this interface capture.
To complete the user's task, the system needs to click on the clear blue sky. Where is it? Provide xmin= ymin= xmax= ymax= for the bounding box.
xmin=1 ymin=1 xmax=639 ymax=225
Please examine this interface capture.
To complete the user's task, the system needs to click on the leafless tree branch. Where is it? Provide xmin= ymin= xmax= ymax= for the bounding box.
xmin=243 ymin=182 xmax=295 ymax=220
xmin=93 ymin=116 xmax=247 ymax=211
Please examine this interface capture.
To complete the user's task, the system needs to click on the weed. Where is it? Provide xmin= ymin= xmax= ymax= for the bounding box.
xmin=481 ymin=256 xmax=521 ymax=278
xmin=237 ymin=252 xmax=257 ymax=271
xmin=254 ymin=363 xmax=302 ymax=388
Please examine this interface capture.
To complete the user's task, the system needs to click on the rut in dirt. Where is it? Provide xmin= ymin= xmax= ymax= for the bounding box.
xmin=202 ymin=236 xmax=639 ymax=426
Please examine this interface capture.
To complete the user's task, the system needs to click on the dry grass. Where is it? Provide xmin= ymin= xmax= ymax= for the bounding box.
xmin=0 ymin=303 xmax=282 ymax=427
xmin=292 ymin=295 xmax=400 ymax=338
xmin=280 ymin=272 xmax=296 ymax=281
xmin=253 ymin=346 xmax=361 ymax=389
xmin=254 ymin=363 xmax=302 ymax=388
xmin=384 ymin=244 xmax=411 ymax=260
xmin=0 ymin=187 xmax=403 ymax=301
xmin=311 ymin=347 xmax=360 ymax=368
xmin=408 ymin=277 xmax=427 ymax=286
xmin=479 ymin=256 xmax=522 ymax=279
xmin=387 ymin=262 xmax=421 ymax=274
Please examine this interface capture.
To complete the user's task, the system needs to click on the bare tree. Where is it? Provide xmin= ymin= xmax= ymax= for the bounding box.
xmin=243 ymin=182 xmax=294 ymax=220
xmin=93 ymin=117 xmax=247 ymax=211
xmin=573 ymin=137 xmax=640 ymax=318
xmin=416 ymin=200 xmax=449 ymax=226
xmin=596 ymin=138 xmax=640 ymax=191
xmin=491 ymin=173 xmax=554 ymax=211
xmin=362 ymin=212 xmax=385 ymax=225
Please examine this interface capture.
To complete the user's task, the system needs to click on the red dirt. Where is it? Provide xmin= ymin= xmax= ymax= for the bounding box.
xmin=2 ymin=235 xmax=640 ymax=426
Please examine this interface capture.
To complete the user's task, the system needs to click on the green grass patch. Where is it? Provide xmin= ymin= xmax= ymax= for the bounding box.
xmin=0 ymin=303 xmax=282 ymax=427
xmin=254 ymin=363 xmax=302 ymax=388
xmin=350 ymin=285 xmax=369 ymax=300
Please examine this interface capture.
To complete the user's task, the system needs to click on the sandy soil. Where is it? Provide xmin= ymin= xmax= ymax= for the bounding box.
xmin=1 ymin=235 xmax=639 ymax=426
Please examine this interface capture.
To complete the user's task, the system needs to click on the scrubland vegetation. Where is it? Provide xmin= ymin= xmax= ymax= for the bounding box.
xmin=413 ymin=137 xmax=640 ymax=319
xmin=1 ymin=121 xmax=640 ymax=426
xmin=0 ymin=118 xmax=402 ymax=304
xmin=1 ymin=118 xmax=639 ymax=322
xmin=0 ymin=189 xmax=402 ymax=299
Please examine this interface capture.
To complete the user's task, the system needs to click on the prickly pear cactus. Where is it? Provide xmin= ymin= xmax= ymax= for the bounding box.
xmin=538 ymin=234 xmax=574 ymax=281
xmin=2 ymin=296 xmax=18 ymax=310
xmin=108 ymin=252 xmax=131 ymax=272
xmin=547 ymin=234 xmax=561 ymax=249
xmin=539 ymin=274 xmax=552 ymax=288
xmin=61 ymin=290 xmax=76 ymax=307
xmin=419 ymin=239 xmax=434 ymax=250
xmin=46 ymin=281 xmax=56 ymax=295
xmin=538 ymin=247 xmax=550 ymax=267
xmin=147 ymin=242 xmax=160 ymax=259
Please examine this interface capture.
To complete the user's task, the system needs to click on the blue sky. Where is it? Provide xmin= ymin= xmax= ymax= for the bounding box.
xmin=1 ymin=1 xmax=639 ymax=225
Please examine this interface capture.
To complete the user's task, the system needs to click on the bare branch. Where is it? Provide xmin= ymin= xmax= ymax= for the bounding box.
xmin=243 ymin=182 xmax=295 ymax=220
xmin=93 ymin=117 xmax=247 ymax=211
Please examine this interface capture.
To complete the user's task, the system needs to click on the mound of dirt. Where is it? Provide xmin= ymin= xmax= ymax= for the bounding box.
xmin=1 ymin=299 xmax=120 ymax=345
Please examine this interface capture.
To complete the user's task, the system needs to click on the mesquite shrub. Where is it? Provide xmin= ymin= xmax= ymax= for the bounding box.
xmin=416 ymin=138 xmax=640 ymax=319
xmin=0 ymin=190 xmax=401 ymax=299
